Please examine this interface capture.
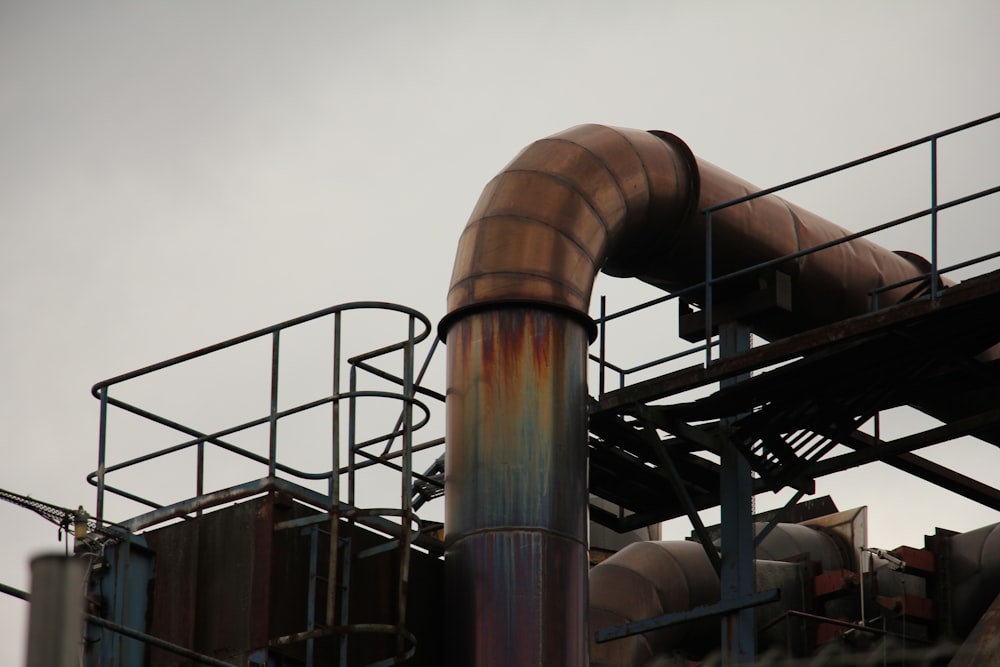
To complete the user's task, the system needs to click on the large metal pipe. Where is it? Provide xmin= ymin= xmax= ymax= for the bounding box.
xmin=441 ymin=125 xmax=932 ymax=667
xmin=591 ymin=521 xmax=1000 ymax=665
xmin=589 ymin=524 xmax=838 ymax=666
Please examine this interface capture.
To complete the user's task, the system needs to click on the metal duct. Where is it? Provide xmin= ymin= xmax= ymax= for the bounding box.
xmin=441 ymin=125 xmax=933 ymax=667
xmin=588 ymin=525 xmax=834 ymax=666
xmin=947 ymin=523 xmax=1000 ymax=637
xmin=590 ymin=521 xmax=1000 ymax=665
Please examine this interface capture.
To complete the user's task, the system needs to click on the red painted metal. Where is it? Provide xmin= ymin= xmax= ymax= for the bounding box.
xmin=813 ymin=570 xmax=859 ymax=599
xmin=893 ymin=545 xmax=936 ymax=575
xmin=876 ymin=594 xmax=935 ymax=622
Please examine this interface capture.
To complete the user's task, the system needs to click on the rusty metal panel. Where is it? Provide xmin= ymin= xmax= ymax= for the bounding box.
xmin=143 ymin=494 xmax=445 ymax=666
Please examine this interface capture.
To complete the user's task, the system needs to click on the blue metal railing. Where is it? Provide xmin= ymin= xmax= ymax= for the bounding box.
xmin=593 ymin=111 xmax=1000 ymax=395
xmin=88 ymin=301 xmax=445 ymax=529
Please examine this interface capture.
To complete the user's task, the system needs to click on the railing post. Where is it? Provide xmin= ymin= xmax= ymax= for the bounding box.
xmin=196 ymin=439 xmax=204 ymax=518
xmin=348 ymin=364 xmax=358 ymax=507
xmin=268 ymin=330 xmax=280 ymax=478
xmin=398 ymin=314 xmax=416 ymax=658
xmin=327 ymin=309 xmax=342 ymax=628
xmin=331 ymin=310 xmax=342 ymax=501
xmin=705 ymin=209 xmax=715 ymax=367
xmin=599 ymin=295 xmax=607 ymax=399
xmin=97 ymin=386 xmax=108 ymax=528
xmin=930 ymin=136 xmax=940 ymax=300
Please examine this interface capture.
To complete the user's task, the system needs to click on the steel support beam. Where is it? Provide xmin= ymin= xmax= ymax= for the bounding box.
xmin=718 ymin=323 xmax=756 ymax=665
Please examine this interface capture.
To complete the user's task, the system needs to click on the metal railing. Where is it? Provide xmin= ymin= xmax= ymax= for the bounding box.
xmin=593 ymin=111 xmax=1000 ymax=395
xmin=89 ymin=300 xmax=444 ymax=527
xmin=87 ymin=300 xmax=446 ymax=666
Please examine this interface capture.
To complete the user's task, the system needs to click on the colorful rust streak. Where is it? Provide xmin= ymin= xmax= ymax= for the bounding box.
xmin=445 ymin=308 xmax=589 ymax=666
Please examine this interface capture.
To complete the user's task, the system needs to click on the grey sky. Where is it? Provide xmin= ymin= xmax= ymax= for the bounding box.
xmin=2 ymin=1 xmax=999 ymax=663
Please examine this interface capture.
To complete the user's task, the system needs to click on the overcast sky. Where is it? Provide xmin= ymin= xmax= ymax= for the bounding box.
xmin=2 ymin=1 xmax=999 ymax=663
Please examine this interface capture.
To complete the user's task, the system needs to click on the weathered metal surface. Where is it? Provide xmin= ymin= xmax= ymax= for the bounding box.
xmin=596 ymin=589 xmax=780 ymax=643
xmin=893 ymin=545 xmax=936 ymax=574
xmin=947 ymin=523 xmax=1000 ymax=638
xmin=444 ymin=124 xmax=934 ymax=344
xmin=441 ymin=125 xmax=697 ymax=333
xmin=590 ymin=541 xmax=721 ymax=667
xmin=445 ymin=309 xmax=589 ymax=666
xmin=949 ymin=591 xmax=1000 ymax=666
xmin=87 ymin=536 xmax=155 ymax=667
xmin=589 ymin=541 xmax=806 ymax=666
xmin=140 ymin=493 xmax=445 ymax=667
xmin=591 ymin=271 xmax=1000 ymax=524
xmin=876 ymin=593 xmax=934 ymax=622
xmin=813 ymin=570 xmax=859 ymax=599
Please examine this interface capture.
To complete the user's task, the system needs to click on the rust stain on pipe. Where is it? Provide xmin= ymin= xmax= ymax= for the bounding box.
xmin=442 ymin=124 xmax=936 ymax=667
xmin=445 ymin=309 xmax=588 ymax=666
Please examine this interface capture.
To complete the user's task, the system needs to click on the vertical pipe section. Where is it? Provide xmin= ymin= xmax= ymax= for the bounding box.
xmin=445 ymin=308 xmax=590 ymax=666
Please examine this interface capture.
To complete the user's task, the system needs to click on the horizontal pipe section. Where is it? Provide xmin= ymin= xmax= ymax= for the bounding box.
xmin=590 ymin=524 xmax=842 ymax=666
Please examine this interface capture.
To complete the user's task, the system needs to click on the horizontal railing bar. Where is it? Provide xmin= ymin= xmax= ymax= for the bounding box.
xmin=593 ymin=179 xmax=999 ymax=384
xmin=93 ymin=396 xmax=330 ymax=480
xmin=702 ymin=111 xmax=1000 ymax=214
xmin=618 ymin=342 xmax=714 ymax=376
xmin=350 ymin=358 xmax=446 ymax=403
xmin=88 ymin=481 xmax=164 ymax=513
xmin=96 ymin=388 xmax=433 ymax=488
xmin=872 ymin=246 xmax=1000 ymax=297
xmin=92 ymin=301 xmax=432 ymax=396
xmin=343 ymin=437 xmax=445 ymax=474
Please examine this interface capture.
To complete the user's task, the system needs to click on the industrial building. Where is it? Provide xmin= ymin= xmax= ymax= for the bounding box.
xmin=8 ymin=112 xmax=1000 ymax=665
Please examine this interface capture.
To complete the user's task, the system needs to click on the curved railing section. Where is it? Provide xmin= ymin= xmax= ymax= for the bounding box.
xmin=87 ymin=300 xmax=445 ymax=667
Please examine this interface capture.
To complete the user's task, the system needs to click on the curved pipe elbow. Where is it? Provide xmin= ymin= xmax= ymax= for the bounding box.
xmin=441 ymin=125 xmax=700 ymax=338
xmin=442 ymin=125 xmax=933 ymax=343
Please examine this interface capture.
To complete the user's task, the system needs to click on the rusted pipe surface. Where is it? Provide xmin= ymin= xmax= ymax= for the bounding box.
xmin=445 ymin=309 xmax=588 ymax=666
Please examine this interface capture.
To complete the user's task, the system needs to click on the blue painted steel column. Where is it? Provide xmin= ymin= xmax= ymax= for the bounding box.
xmin=445 ymin=308 xmax=590 ymax=667
xmin=719 ymin=323 xmax=755 ymax=664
